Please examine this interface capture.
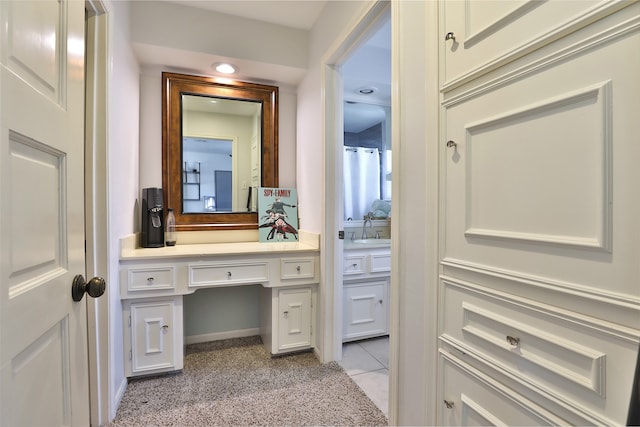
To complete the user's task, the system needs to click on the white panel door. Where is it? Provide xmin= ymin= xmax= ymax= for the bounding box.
xmin=0 ymin=1 xmax=90 ymax=426
xmin=440 ymin=2 xmax=640 ymax=425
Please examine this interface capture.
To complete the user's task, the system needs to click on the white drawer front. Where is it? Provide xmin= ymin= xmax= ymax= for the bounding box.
xmin=127 ymin=266 xmax=175 ymax=292
xmin=189 ymin=261 xmax=269 ymax=287
xmin=439 ymin=352 xmax=567 ymax=426
xmin=280 ymin=257 xmax=315 ymax=280
xmin=343 ymin=255 xmax=366 ymax=275
xmin=441 ymin=1 xmax=626 ymax=90
xmin=370 ymin=253 xmax=391 ymax=273
xmin=440 ymin=278 xmax=637 ymax=425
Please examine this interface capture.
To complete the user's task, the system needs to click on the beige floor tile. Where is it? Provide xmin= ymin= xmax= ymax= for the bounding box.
xmin=350 ymin=368 xmax=389 ymax=417
xmin=360 ymin=336 xmax=389 ymax=368
xmin=339 ymin=342 xmax=385 ymax=375
xmin=340 ymin=337 xmax=390 ymax=417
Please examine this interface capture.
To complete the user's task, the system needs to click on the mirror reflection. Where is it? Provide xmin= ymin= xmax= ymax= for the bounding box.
xmin=344 ymin=101 xmax=392 ymax=221
xmin=181 ymin=95 xmax=261 ymax=213
xmin=162 ymin=72 xmax=278 ymax=231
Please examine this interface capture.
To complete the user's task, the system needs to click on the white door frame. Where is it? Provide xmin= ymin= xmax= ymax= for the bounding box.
xmin=85 ymin=1 xmax=110 ymax=425
xmin=321 ymin=0 xmax=392 ymax=410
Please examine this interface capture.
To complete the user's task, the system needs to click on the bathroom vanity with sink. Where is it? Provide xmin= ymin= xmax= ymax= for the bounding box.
xmin=119 ymin=232 xmax=320 ymax=378
xmin=342 ymin=238 xmax=391 ymax=342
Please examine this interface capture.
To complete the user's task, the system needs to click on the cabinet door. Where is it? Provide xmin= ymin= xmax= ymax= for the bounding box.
xmin=277 ymin=287 xmax=311 ymax=352
xmin=343 ymin=280 xmax=388 ymax=341
xmin=130 ymin=300 xmax=176 ymax=374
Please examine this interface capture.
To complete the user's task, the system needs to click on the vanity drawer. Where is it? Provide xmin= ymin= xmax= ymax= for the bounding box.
xmin=126 ymin=265 xmax=176 ymax=292
xmin=343 ymin=255 xmax=366 ymax=275
xmin=280 ymin=257 xmax=315 ymax=280
xmin=188 ymin=261 xmax=269 ymax=287
xmin=370 ymin=253 xmax=391 ymax=273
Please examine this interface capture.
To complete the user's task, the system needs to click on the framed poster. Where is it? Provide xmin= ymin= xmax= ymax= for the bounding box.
xmin=258 ymin=187 xmax=299 ymax=242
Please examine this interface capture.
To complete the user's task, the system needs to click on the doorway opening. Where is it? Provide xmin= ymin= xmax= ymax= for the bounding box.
xmin=324 ymin=3 xmax=391 ymax=416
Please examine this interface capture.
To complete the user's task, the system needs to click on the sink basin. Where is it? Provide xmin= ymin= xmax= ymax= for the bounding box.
xmin=346 ymin=238 xmax=391 ymax=246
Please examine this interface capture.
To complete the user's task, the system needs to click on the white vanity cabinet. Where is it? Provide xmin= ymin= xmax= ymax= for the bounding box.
xmin=123 ymin=296 xmax=184 ymax=377
xmin=343 ymin=244 xmax=391 ymax=342
xmin=119 ymin=234 xmax=320 ymax=377
xmin=261 ymin=286 xmax=313 ymax=354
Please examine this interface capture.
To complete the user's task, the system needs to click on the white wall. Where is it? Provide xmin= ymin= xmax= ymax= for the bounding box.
xmin=107 ymin=0 xmax=140 ymax=418
xmin=129 ymin=0 xmax=308 ymax=71
xmin=297 ymin=1 xmax=369 ymax=233
xmin=138 ymin=70 xmax=297 ymax=196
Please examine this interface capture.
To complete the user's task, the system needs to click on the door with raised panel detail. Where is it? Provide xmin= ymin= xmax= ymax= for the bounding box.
xmin=0 ymin=1 xmax=90 ymax=425
xmin=439 ymin=1 xmax=640 ymax=425
xmin=278 ymin=287 xmax=312 ymax=351
xmin=130 ymin=300 xmax=179 ymax=375
xmin=343 ymin=280 xmax=388 ymax=342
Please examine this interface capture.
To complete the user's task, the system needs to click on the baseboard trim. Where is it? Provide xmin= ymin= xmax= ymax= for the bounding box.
xmin=111 ymin=376 xmax=128 ymax=421
xmin=185 ymin=328 xmax=261 ymax=345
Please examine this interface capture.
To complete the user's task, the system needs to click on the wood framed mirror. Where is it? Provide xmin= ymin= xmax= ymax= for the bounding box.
xmin=162 ymin=72 xmax=278 ymax=231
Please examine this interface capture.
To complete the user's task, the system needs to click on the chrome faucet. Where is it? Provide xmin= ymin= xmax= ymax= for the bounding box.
xmin=361 ymin=215 xmax=373 ymax=239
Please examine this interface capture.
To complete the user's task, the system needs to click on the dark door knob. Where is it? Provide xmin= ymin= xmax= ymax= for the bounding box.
xmin=72 ymin=274 xmax=106 ymax=302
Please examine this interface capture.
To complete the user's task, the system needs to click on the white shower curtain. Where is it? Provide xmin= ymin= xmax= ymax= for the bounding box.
xmin=344 ymin=147 xmax=380 ymax=221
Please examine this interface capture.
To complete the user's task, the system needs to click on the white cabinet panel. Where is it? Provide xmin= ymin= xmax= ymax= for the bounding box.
xmin=370 ymin=253 xmax=391 ymax=273
xmin=188 ymin=260 xmax=269 ymax=287
xmin=463 ymin=81 xmax=611 ymax=250
xmin=342 ymin=246 xmax=391 ymax=342
xmin=343 ymin=280 xmax=388 ymax=342
xmin=440 ymin=279 xmax=638 ymax=425
xmin=343 ymin=254 xmax=366 ymax=275
xmin=439 ymin=352 xmax=569 ymax=426
xmin=443 ymin=22 xmax=640 ymax=298
xmin=126 ymin=297 xmax=184 ymax=376
xmin=280 ymin=257 xmax=315 ymax=280
xmin=277 ymin=287 xmax=312 ymax=352
xmin=441 ymin=0 xmax=629 ymax=90
xmin=126 ymin=265 xmax=176 ymax=292
xmin=439 ymin=2 xmax=640 ymax=426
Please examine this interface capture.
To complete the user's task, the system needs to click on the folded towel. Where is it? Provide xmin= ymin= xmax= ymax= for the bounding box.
xmin=370 ymin=199 xmax=391 ymax=219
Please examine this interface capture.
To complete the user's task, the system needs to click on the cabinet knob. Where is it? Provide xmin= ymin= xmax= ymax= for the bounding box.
xmin=227 ymin=271 xmax=232 ymax=279
xmin=445 ymin=32 xmax=456 ymax=41
xmin=296 ymin=265 xmax=301 ymax=273
xmin=444 ymin=399 xmax=455 ymax=409
xmin=283 ymin=311 xmax=289 ymax=318
xmin=506 ymin=335 xmax=520 ymax=346
xmin=162 ymin=325 xmax=169 ymax=330
xmin=147 ymin=277 xmax=154 ymax=283
xmin=446 ymin=140 xmax=457 ymax=149
xmin=379 ymin=299 xmax=383 ymax=304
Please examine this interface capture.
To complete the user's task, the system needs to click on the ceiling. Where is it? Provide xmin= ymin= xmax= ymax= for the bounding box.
xmin=154 ymin=1 xmax=390 ymax=133
xmin=161 ymin=0 xmax=328 ymax=30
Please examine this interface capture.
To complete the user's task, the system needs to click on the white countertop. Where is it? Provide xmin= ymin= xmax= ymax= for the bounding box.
xmin=120 ymin=230 xmax=320 ymax=260
xmin=344 ymin=238 xmax=391 ymax=250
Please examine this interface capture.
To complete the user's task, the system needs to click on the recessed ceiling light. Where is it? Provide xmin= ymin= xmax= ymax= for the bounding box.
xmin=357 ymin=86 xmax=377 ymax=95
xmin=213 ymin=62 xmax=237 ymax=74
